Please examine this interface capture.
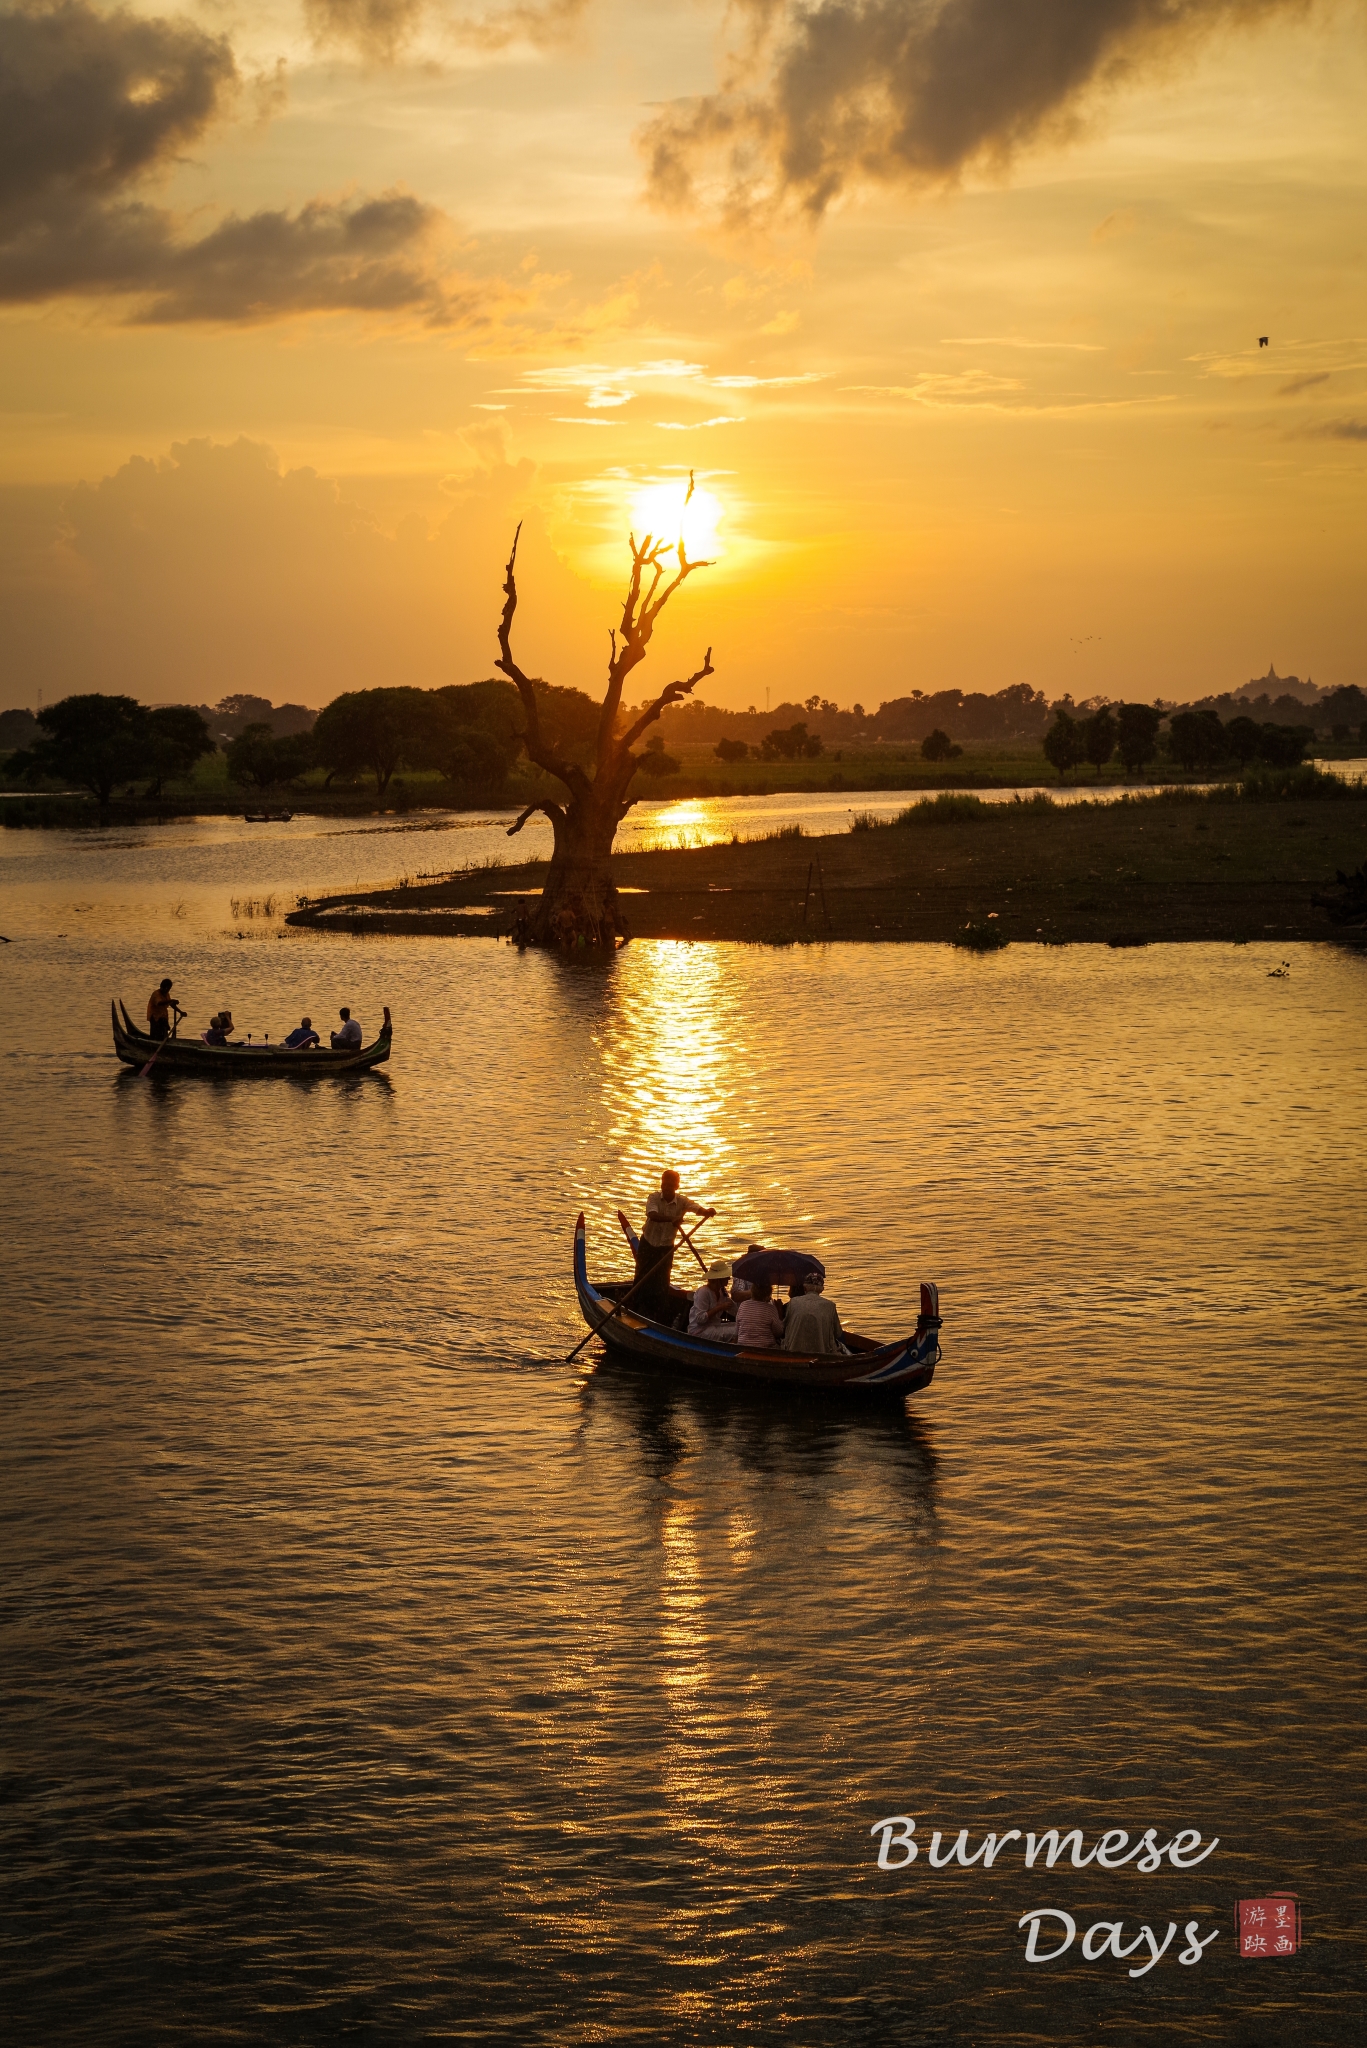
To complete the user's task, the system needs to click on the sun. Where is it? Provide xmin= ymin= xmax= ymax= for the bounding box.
xmin=630 ymin=478 xmax=724 ymax=562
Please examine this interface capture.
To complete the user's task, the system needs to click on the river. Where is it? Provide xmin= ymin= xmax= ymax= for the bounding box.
xmin=2 ymin=809 xmax=1364 ymax=2045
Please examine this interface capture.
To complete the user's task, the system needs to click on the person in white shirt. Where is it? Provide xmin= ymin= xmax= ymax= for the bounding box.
xmin=331 ymin=1007 xmax=363 ymax=1049
xmin=633 ymin=1169 xmax=714 ymax=1320
xmin=688 ymin=1260 xmax=738 ymax=1341
xmin=782 ymin=1271 xmax=846 ymax=1354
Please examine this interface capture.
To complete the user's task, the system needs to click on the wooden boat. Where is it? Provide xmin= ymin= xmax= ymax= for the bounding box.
xmin=242 ymin=810 xmax=293 ymax=823
xmin=574 ymin=1214 xmax=941 ymax=1397
xmin=111 ymin=1000 xmax=393 ymax=1075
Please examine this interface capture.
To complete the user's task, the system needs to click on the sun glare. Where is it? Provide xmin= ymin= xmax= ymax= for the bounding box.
xmin=630 ymin=480 xmax=724 ymax=562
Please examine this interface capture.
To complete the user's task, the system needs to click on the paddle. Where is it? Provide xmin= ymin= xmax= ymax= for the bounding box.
xmin=139 ymin=1004 xmax=186 ymax=1078
xmin=564 ymin=1264 xmax=658 ymax=1365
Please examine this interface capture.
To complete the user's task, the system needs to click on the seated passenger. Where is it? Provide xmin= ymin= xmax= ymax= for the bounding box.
xmin=202 ymin=1010 xmax=237 ymax=1046
xmin=782 ymin=1271 xmax=847 ymax=1354
xmin=689 ymin=1261 xmax=738 ymax=1341
xmin=331 ymin=1006 xmax=363 ymax=1049
xmin=285 ymin=1016 xmax=321 ymax=1050
xmin=735 ymin=1279 xmax=785 ymax=1350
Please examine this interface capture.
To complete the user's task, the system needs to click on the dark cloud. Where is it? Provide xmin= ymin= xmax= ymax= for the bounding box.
xmin=1307 ymin=416 xmax=1367 ymax=440
xmin=0 ymin=0 xmax=238 ymax=209
xmin=0 ymin=0 xmax=485 ymax=323
xmin=302 ymin=0 xmax=589 ymax=64
xmin=1277 ymin=370 xmax=1331 ymax=395
xmin=640 ymin=0 xmax=1319 ymax=222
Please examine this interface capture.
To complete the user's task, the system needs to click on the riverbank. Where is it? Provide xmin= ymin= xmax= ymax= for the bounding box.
xmin=286 ymin=782 xmax=1367 ymax=946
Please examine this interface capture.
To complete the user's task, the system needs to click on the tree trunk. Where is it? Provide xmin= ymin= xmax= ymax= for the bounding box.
xmin=526 ymin=790 xmax=630 ymax=947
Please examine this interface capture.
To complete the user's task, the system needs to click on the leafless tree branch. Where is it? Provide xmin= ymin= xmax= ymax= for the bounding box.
xmin=618 ymin=649 xmax=716 ymax=754
xmin=506 ymin=798 xmax=566 ymax=839
xmin=495 ymin=522 xmax=590 ymax=798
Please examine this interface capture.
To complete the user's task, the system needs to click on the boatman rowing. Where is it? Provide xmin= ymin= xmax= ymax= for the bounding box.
xmin=634 ymin=1169 xmax=715 ymax=1319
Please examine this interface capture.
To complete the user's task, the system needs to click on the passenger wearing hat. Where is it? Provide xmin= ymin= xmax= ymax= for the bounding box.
xmin=688 ymin=1259 xmax=738 ymax=1341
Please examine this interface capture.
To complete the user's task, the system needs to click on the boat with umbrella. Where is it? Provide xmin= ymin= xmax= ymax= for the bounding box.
xmin=111 ymin=1000 xmax=393 ymax=1076
xmin=572 ymin=1214 xmax=941 ymax=1397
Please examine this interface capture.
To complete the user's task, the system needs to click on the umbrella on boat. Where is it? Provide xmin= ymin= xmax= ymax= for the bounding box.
xmin=731 ymin=1245 xmax=826 ymax=1288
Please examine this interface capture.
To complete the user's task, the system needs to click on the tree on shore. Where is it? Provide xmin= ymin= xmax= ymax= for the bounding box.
xmin=226 ymin=723 xmax=316 ymax=789
xmin=312 ymin=686 xmax=431 ymax=796
xmin=762 ymin=720 xmax=823 ymax=761
xmin=1167 ymin=707 xmax=1226 ymax=773
xmin=920 ymin=727 xmax=961 ymax=762
xmin=496 ymin=478 xmax=714 ymax=943
xmin=9 ymin=694 xmax=168 ymax=804
xmin=1043 ymin=708 xmax=1085 ymax=780
xmin=1082 ymin=707 xmax=1116 ymax=774
xmin=1115 ymin=703 xmax=1161 ymax=777
xmin=144 ymin=704 xmax=215 ymax=795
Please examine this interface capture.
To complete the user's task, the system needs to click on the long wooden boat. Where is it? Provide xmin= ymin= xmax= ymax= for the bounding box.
xmin=574 ymin=1214 xmax=941 ymax=1397
xmin=112 ymin=1000 xmax=393 ymax=1075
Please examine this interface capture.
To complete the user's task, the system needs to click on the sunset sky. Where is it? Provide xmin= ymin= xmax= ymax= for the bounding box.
xmin=1 ymin=0 xmax=1363 ymax=712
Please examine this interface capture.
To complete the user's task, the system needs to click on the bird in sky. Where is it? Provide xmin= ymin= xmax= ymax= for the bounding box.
xmin=1259 ymin=336 xmax=1269 ymax=347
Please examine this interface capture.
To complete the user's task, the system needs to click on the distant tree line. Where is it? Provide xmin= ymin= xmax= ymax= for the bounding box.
xmin=656 ymin=683 xmax=1052 ymax=749
xmin=0 ymin=676 xmax=608 ymax=803
xmin=1041 ymin=702 xmax=1316 ymax=780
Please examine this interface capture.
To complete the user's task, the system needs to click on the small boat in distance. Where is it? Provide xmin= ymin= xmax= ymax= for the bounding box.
xmin=573 ymin=1215 xmax=940 ymax=1397
xmin=111 ymin=1000 xmax=393 ymax=1076
xmin=242 ymin=810 xmax=293 ymax=823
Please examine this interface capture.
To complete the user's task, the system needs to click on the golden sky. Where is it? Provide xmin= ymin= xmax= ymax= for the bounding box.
xmin=1 ymin=0 xmax=1363 ymax=710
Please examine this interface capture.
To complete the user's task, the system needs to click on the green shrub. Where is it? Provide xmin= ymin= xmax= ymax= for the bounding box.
xmin=1239 ymin=764 xmax=1351 ymax=802
xmin=952 ymin=920 xmax=1009 ymax=951
xmin=894 ymin=793 xmax=988 ymax=825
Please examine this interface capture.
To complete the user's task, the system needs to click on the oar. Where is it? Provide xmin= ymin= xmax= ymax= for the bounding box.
xmin=678 ymin=1216 xmax=712 ymax=1275
xmin=140 ymin=1002 xmax=189 ymax=1074
xmin=138 ymin=1035 xmax=170 ymax=1078
xmin=565 ymin=1263 xmax=659 ymax=1365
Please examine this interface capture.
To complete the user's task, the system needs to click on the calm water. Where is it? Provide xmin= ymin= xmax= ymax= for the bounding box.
xmin=2 ymin=816 xmax=1365 ymax=2045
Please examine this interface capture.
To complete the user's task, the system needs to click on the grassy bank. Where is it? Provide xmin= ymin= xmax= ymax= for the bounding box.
xmin=287 ymin=774 xmax=1367 ymax=947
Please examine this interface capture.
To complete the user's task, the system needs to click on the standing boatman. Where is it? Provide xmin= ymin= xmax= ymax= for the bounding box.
xmin=633 ymin=1169 xmax=715 ymax=1321
xmin=145 ymin=978 xmax=185 ymax=1041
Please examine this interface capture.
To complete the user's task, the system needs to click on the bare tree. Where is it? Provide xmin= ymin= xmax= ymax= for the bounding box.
xmin=497 ymin=475 xmax=714 ymax=943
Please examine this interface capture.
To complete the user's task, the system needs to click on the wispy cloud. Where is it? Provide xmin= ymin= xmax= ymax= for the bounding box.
xmin=1277 ymin=371 xmax=1331 ymax=397
xmin=710 ymin=372 xmax=826 ymax=389
xmin=303 ymin=0 xmax=590 ymax=66
xmin=1304 ymin=417 xmax=1367 ymax=442
xmin=942 ymin=337 xmax=1104 ymax=352
xmin=653 ymin=417 xmax=745 ymax=430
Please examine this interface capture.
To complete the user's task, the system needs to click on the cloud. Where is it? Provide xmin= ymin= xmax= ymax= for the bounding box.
xmin=0 ymin=0 xmax=239 ymax=207
xmin=302 ymin=0 xmax=589 ymax=64
xmin=639 ymin=0 xmax=1318 ymax=223
xmin=0 ymin=0 xmax=492 ymax=324
xmin=710 ymin=370 xmax=824 ymax=388
xmin=653 ymin=416 xmax=745 ymax=429
xmin=847 ymin=371 xmax=1024 ymax=402
xmin=0 ymin=435 xmax=604 ymax=701
xmin=1277 ymin=370 xmax=1331 ymax=396
xmin=1305 ymin=416 xmax=1367 ymax=440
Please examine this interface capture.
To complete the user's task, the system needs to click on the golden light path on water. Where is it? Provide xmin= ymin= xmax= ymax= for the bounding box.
xmin=2 ymin=815 xmax=1365 ymax=2045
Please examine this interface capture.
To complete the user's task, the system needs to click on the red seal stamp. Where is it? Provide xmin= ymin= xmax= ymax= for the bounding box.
xmin=1238 ymin=1895 xmax=1300 ymax=1957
